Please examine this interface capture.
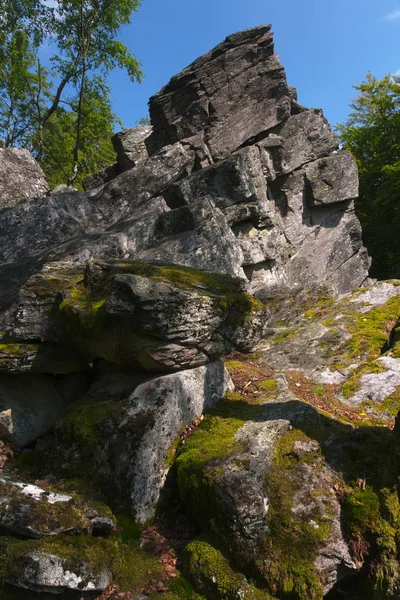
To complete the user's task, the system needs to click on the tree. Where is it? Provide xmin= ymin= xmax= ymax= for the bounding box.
xmin=337 ymin=73 xmax=400 ymax=279
xmin=0 ymin=0 xmax=142 ymax=186
xmin=40 ymin=77 xmax=121 ymax=188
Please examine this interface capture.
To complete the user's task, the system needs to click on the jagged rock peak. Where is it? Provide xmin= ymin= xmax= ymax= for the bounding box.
xmin=147 ymin=24 xmax=293 ymax=160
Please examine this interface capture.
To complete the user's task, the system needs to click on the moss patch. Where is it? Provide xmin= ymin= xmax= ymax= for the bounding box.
xmin=341 ymin=361 xmax=387 ymax=399
xmin=343 ymin=486 xmax=400 ymax=598
xmin=342 ymin=295 xmax=400 ymax=363
xmin=56 ymin=395 xmax=119 ymax=461
xmin=184 ymin=538 xmax=274 ymax=599
xmin=260 ymin=429 xmax=332 ymax=600
xmin=176 ymin=395 xmax=261 ymax=530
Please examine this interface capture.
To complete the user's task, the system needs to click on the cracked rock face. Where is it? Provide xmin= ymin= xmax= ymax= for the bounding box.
xmin=0 ymin=24 xmax=369 ymax=320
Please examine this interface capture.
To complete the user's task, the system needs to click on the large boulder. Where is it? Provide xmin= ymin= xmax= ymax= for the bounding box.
xmin=0 ymin=148 xmax=49 ymax=209
xmin=176 ymin=391 xmax=356 ymax=598
xmin=5 ymin=259 xmax=268 ymax=372
xmin=41 ymin=360 xmax=233 ymax=523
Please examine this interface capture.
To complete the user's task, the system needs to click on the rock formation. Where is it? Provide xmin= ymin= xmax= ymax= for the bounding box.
xmin=0 ymin=23 xmax=398 ymax=600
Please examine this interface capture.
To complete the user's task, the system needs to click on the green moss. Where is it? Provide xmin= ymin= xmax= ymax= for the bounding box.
xmin=112 ymin=539 xmax=166 ymax=592
xmin=360 ymin=387 xmax=400 ymax=418
xmin=58 ymin=285 xmax=107 ymax=338
xmin=176 ymin=396 xmax=261 ymax=530
xmin=261 ymin=429 xmax=333 ymax=600
xmin=56 ymin=395 xmax=119 ymax=460
xmin=155 ymin=575 xmax=206 ymax=599
xmin=115 ymin=512 xmax=141 ymax=542
xmin=0 ymin=343 xmax=39 ymax=357
xmin=345 ymin=296 xmax=400 ymax=361
xmin=97 ymin=260 xmax=244 ymax=296
xmin=342 ymin=361 xmax=387 ymax=399
xmin=271 ymin=329 xmax=292 ymax=343
xmin=3 ymin=535 xmax=115 ymax=577
xmin=184 ymin=538 xmax=273 ymax=599
xmin=343 ymin=486 xmax=400 ymax=598
xmin=258 ymin=379 xmax=278 ymax=393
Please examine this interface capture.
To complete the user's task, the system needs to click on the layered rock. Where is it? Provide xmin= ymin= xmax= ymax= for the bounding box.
xmin=0 ymin=25 xmax=369 ymax=321
xmin=0 ymin=23 xmax=386 ymax=600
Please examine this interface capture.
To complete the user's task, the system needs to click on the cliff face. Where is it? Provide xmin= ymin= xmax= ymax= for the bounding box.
xmin=0 ymin=25 xmax=398 ymax=600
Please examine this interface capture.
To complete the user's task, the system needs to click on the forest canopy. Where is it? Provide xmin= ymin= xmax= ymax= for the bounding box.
xmin=0 ymin=0 xmax=142 ymax=188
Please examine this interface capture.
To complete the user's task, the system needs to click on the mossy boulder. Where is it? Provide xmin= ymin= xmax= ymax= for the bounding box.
xmin=56 ymin=259 xmax=269 ymax=371
xmin=175 ymin=395 xmax=355 ymax=599
xmin=0 ymin=535 xmax=113 ymax=594
xmin=0 ymin=474 xmax=115 ymax=539
xmin=184 ymin=538 xmax=275 ymax=599
xmin=36 ymin=361 xmax=232 ymax=525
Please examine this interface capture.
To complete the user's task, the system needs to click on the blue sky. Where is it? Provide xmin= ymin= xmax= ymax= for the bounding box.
xmin=106 ymin=0 xmax=400 ymax=132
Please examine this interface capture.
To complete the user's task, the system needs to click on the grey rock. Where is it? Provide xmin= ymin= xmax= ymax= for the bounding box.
xmin=51 ymin=184 xmax=78 ymax=194
xmin=304 ymin=151 xmax=359 ymax=205
xmin=0 ymin=374 xmax=71 ymax=447
xmin=56 ymin=259 xmax=268 ymax=370
xmin=0 ymin=474 xmax=115 ymax=538
xmin=148 ymin=25 xmax=292 ymax=160
xmin=343 ymin=356 xmax=400 ymax=408
xmin=82 ymin=163 xmax=120 ymax=191
xmin=49 ymin=360 xmax=233 ymax=523
xmin=260 ymin=109 xmax=338 ymax=177
xmin=3 ymin=538 xmax=112 ymax=594
xmin=177 ymin=398 xmax=355 ymax=595
xmin=112 ymin=125 xmax=153 ymax=171
xmin=0 ymin=148 xmax=49 ymax=209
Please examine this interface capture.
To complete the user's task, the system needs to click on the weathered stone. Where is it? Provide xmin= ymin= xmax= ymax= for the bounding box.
xmin=0 ymin=474 xmax=115 ymax=538
xmin=57 ymin=259 xmax=268 ymax=371
xmin=82 ymin=163 xmax=121 ymax=191
xmin=0 ymin=148 xmax=49 ymax=209
xmin=304 ymin=151 xmax=359 ymax=205
xmin=47 ymin=361 xmax=233 ymax=523
xmin=147 ymin=25 xmax=291 ymax=160
xmin=260 ymin=109 xmax=338 ymax=177
xmin=112 ymin=125 xmax=153 ymax=171
xmin=0 ymin=374 xmax=72 ymax=447
xmin=176 ymin=397 xmax=356 ymax=597
xmin=2 ymin=536 xmax=113 ymax=594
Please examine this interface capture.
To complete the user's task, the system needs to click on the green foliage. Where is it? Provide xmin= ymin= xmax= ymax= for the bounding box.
xmin=338 ymin=73 xmax=400 ymax=279
xmin=0 ymin=0 xmax=142 ymax=186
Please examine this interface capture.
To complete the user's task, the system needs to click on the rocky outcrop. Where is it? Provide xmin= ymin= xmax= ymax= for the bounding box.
xmin=0 ymin=25 xmax=369 ymax=318
xmin=146 ymin=25 xmax=292 ymax=160
xmin=0 ymin=148 xmax=49 ymax=209
xmin=0 ymin=23 xmax=391 ymax=600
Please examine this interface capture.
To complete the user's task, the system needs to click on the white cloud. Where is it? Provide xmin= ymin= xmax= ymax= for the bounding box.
xmin=384 ymin=9 xmax=400 ymax=20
